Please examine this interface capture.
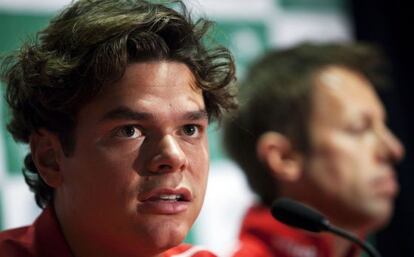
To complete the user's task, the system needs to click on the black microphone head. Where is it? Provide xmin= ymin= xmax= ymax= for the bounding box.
xmin=271 ymin=198 xmax=330 ymax=233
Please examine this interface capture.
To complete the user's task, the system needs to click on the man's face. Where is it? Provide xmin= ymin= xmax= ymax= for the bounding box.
xmin=303 ymin=66 xmax=404 ymax=230
xmin=55 ymin=61 xmax=209 ymax=253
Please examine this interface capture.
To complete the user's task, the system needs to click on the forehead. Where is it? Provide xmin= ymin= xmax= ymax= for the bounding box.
xmin=109 ymin=61 xmax=199 ymax=97
xmin=77 ymin=61 xmax=205 ymax=123
xmin=311 ymin=66 xmax=384 ymax=123
xmin=112 ymin=61 xmax=200 ymax=95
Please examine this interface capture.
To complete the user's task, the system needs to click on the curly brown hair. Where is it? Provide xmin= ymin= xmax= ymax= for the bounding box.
xmin=1 ymin=0 xmax=237 ymax=208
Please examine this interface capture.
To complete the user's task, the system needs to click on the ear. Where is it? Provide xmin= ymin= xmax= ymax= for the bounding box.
xmin=256 ymin=131 xmax=303 ymax=182
xmin=29 ymin=129 xmax=63 ymax=188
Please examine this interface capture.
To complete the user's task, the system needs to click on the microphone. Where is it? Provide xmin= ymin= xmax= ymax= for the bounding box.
xmin=271 ymin=198 xmax=381 ymax=257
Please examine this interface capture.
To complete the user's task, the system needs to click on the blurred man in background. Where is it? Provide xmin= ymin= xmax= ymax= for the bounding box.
xmin=0 ymin=0 xmax=236 ymax=256
xmin=224 ymin=42 xmax=404 ymax=257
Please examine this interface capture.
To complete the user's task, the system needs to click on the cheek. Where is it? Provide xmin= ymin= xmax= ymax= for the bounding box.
xmin=62 ymin=145 xmax=139 ymax=204
xmin=192 ymin=148 xmax=209 ymax=181
xmin=308 ymin=136 xmax=363 ymax=192
xmin=186 ymin=140 xmax=209 ymax=192
xmin=326 ymin=137 xmax=372 ymax=187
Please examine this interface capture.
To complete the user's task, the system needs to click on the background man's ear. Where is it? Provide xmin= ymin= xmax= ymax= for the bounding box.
xmin=256 ymin=131 xmax=303 ymax=182
xmin=29 ymin=129 xmax=63 ymax=188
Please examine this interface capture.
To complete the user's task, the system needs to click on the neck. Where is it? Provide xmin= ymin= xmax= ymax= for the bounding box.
xmin=53 ymin=199 xmax=164 ymax=257
xmin=328 ymin=233 xmax=359 ymax=257
xmin=277 ymin=191 xmax=364 ymax=257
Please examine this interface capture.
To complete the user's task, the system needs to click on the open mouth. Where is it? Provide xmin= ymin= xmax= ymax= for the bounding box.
xmin=138 ymin=188 xmax=192 ymax=214
xmin=148 ymin=194 xmax=188 ymax=202
xmin=141 ymin=187 xmax=192 ymax=202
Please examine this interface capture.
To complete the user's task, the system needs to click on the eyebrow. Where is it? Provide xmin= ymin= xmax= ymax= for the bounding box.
xmin=100 ymin=106 xmax=208 ymax=122
xmin=183 ymin=109 xmax=209 ymax=121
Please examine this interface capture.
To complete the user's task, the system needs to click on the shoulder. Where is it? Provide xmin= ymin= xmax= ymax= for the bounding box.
xmin=164 ymin=244 xmax=217 ymax=257
xmin=0 ymin=226 xmax=34 ymax=257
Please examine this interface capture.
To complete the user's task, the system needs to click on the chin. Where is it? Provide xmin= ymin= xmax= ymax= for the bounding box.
xmin=330 ymin=201 xmax=393 ymax=232
xmin=371 ymin=209 xmax=393 ymax=230
xmin=137 ymin=234 xmax=184 ymax=257
xmin=149 ymin=222 xmax=188 ymax=250
xmin=152 ymin=233 xmax=186 ymax=253
xmin=360 ymin=202 xmax=394 ymax=232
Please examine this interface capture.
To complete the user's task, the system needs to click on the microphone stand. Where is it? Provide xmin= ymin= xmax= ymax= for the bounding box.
xmin=326 ymin=224 xmax=381 ymax=257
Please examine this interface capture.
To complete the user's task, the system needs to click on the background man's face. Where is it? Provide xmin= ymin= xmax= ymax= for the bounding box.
xmin=55 ymin=61 xmax=209 ymax=254
xmin=303 ymin=66 xmax=404 ymax=230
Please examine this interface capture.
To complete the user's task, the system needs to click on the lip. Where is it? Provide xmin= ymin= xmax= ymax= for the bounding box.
xmin=372 ymin=173 xmax=399 ymax=198
xmin=138 ymin=187 xmax=192 ymax=215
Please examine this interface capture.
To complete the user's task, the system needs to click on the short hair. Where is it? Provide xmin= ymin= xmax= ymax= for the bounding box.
xmin=223 ymin=42 xmax=389 ymax=207
xmin=1 ymin=0 xmax=237 ymax=208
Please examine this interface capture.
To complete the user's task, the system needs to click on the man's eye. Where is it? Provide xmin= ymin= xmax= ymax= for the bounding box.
xmin=182 ymin=124 xmax=200 ymax=137
xmin=346 ymin=123 xmax=370 ymax=135
xmin=114 ymin=125 xmax=142 ymax=139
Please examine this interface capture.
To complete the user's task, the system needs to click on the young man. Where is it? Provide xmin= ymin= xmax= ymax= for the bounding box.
xmin=224 ymin=43 xmax=404 ymax=257
xmin=0 ymin=1 xmax=236 ymax=256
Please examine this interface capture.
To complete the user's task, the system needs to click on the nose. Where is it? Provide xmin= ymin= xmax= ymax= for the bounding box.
xmin=147 ymin=135 xmax=187 ymax=173
xmin=377 ymin=127 xmax=405 ymax=163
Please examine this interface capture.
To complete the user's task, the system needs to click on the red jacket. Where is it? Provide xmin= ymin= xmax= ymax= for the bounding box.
xmin=231 ymin=204 xmax=359 ymax=257
xmin=0 ymin=206 xmax=216 ymax=257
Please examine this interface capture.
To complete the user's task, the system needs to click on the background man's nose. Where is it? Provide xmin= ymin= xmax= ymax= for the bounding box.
xmin=378 ymin=127 xmax=405 ymax=163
